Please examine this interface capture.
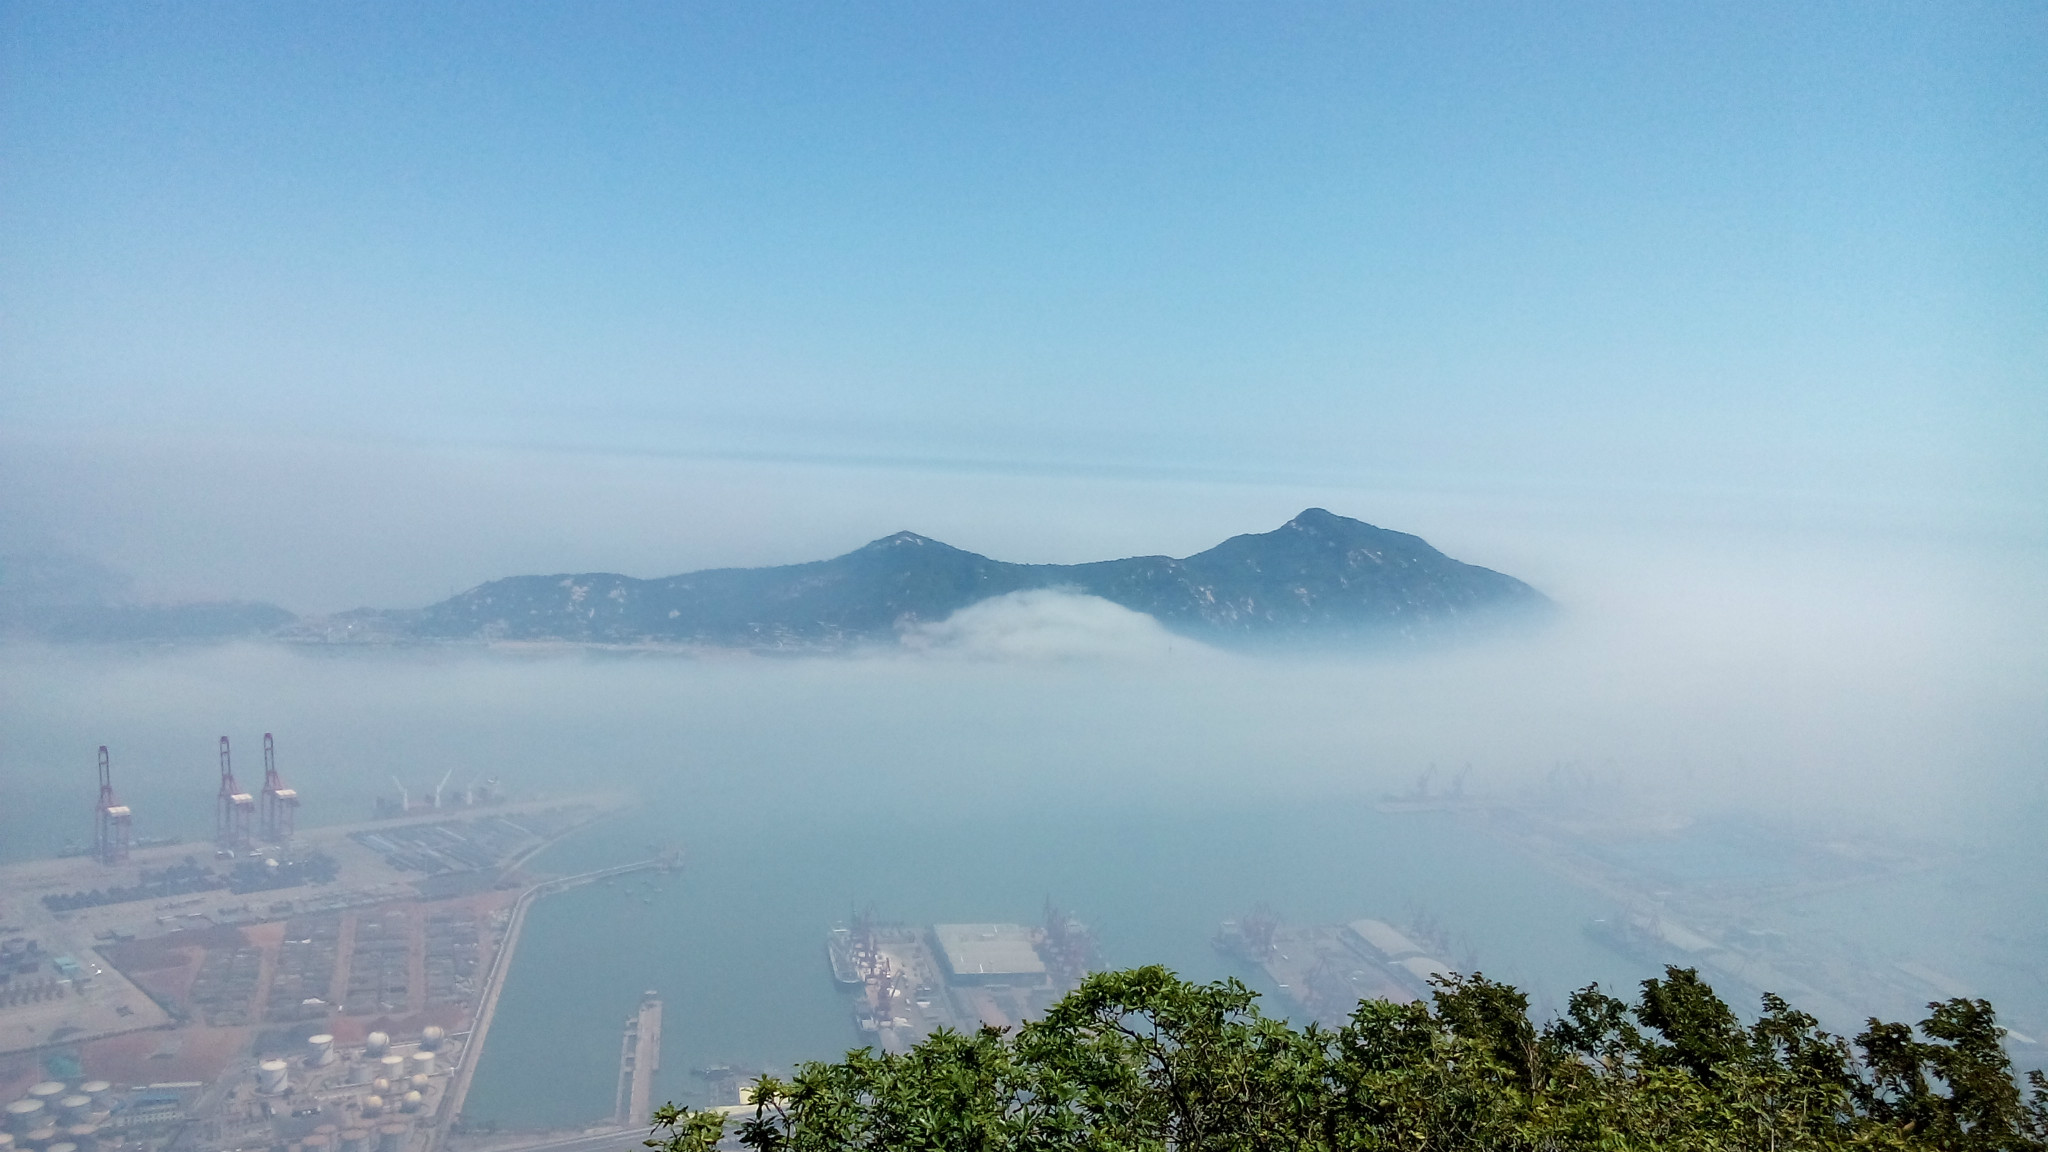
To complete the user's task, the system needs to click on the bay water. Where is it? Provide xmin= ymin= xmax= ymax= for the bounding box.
xmin=4 ymin=639 xmax=2041 ymax=1128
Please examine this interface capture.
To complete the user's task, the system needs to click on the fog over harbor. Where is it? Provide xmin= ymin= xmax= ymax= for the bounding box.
xmin=5 ymin=454 xmax=2042 ymax=833
xmin=3 ymin=1 xmax=2044 ymax=1140
xmin=4 ymin=466 xmax=2045 ymax=1121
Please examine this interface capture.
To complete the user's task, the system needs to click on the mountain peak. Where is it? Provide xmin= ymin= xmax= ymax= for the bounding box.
xmin=1262 ymin=507 xmax=1423 ymax=549
xmin=1284 ymin=507 xmax=1343 ymax=530
xmin=860 ymin=530 xmax=946 ymax=551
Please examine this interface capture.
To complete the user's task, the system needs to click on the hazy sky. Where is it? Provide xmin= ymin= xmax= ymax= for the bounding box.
xmin=2 ymin=2 xmax=2044 ymax=606
xmin=4 ymin=7 xmax=2046 ymax=1048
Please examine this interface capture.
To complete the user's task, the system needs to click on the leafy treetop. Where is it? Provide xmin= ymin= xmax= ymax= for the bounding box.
xmin=648 ymin=965 xmax=2048 ymax=1151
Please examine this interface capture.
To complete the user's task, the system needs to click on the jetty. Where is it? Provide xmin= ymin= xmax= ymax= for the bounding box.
xmin=434 ymin=858 xmax=670 ymax=1151
xmin=615 ymin=993 xmax=663 ymax=1128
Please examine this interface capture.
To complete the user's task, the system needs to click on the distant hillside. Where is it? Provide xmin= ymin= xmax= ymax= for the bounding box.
xmin=0 ymin=552 xmax=297 ymax=644
xmin=298 ymin=509 xmax=1548 ymax=650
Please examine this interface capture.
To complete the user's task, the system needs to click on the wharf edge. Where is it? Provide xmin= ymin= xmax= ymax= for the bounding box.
xmin=432 ymin=858 xmax=669 ymax=1152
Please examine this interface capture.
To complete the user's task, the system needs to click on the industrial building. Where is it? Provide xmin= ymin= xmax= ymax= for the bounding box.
xmin=0 ymin=741 xmax=623 ymax=1152
xmin=930 ymin=924 xmax=1047 ymax=984
xmin=825 ymin=912 xmax=1098 ymax=1060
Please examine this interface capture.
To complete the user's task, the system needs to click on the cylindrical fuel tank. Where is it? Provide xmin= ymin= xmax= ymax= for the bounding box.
xmin=5 ymin=1102 xmax=43 ymax=1134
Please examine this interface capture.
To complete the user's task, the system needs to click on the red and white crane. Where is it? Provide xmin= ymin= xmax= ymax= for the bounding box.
xmin=95 ymin=745 xmax=132 ymax=865
xmin=216 ymin=736 xmax=255 ymax=850
xmin=260 ymin=732 xmax=299 ymax=844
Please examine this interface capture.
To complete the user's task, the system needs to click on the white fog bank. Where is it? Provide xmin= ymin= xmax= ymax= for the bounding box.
xmin=899 ymin=590 xmax=1204 ymax=662
xmin=2 ymin=507 xmax=2042 ymax=860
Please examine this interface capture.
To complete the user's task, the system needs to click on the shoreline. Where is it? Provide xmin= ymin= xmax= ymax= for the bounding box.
xmin=435 ymin=858 xmax=670 ymax=1152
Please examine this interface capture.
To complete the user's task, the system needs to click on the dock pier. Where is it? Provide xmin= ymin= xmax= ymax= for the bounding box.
xmin=434 ymin=858 xmax=670 ymax=1152
xmin=615 ymin=993 xmax=663 ymax=1128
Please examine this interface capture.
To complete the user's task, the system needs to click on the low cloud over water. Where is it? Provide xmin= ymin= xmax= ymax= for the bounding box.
xmin=899 ymin=589 xmax=1202 ymax=661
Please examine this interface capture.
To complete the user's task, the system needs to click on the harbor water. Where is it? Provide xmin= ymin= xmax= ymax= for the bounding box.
xmin=462 ymin=798 xmax=1649 ymax=1127
xmin=3 ymin=642 xmax=2041 ymax=1129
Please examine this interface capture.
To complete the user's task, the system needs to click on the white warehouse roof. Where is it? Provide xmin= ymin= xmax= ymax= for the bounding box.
xmin=932 ymin=923 xmax=1046 ymax=977
xmin=1347 ymin=919 xmax=1426 ymax=960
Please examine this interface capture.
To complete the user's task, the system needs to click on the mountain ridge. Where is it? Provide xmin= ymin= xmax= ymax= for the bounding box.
xmin=293 ymin=508 xmax=1549 ymax=650
xmin=0 ymin=551 xmax=298 ymax=644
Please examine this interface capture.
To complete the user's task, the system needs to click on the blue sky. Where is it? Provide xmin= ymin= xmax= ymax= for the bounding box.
xmin=1 ymin=2 xmax=2044 ymax=603
xmin=6 ymin=7 xmax=2048 ymax=1039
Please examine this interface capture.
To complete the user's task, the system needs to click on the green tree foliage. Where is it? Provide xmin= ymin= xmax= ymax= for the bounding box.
xmin=649 ymin=965 xmax=2048 ymax=1152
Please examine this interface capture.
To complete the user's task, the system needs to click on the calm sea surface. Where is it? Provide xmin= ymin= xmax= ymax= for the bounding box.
xmin=3 ymin=645 xmax=2038 ymax=1128
xmin=462 ymin=799 xmax=1645 ymax=1127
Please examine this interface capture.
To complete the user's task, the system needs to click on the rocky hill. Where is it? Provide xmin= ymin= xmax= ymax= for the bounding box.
xmin=309 ymin=508 xmax=1547 ymax=650
xmin=0 ymin=551 xmax=296 ymax=644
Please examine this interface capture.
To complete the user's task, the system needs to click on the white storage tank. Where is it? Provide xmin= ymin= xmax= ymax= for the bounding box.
xmin=73 ymin=1088 xmax=107 ymax=1109
xmin=308 ymin=1034 xmax=336 ymax=1066
xmin=407 ymin=1050 xmax=435 ymax=1078
xmin=418 ymin=1027 xmax=444 ymax=1052
xmin=361 ymin=1096 xmax=383 ymax=1118
xmin=339 ymin=1129 xmax=370 ymax=1152
xmin=24 ymin=1088 xmax=62 ymax=1106
xmin=377 ymin=1055 xmax=405 ymax=1085
xmin=364 ymin=1032 xmax=390 ymax=1059
xmin=22 ymin=1128 xmax=57 ymax=1150
xmin=399 ymin=1092 xmax=421 ymax=1115
xmin=7 ymin=1100 xmax=46 ymax=1133
xmin=62 ymin=1125 xmax=96 ymax=1152
xmin=375 ymin=1123 xmax=407 ymax=1152
xmin=54 ymin=1101 xmax=87 ymax=1126
xmin=46 ymin=1141 xmax=76 ymax=1152
xmin=0 ymin=1132 xmax=15 ymax=1151
xmin=257 ymin=1058 xmax=291 ymax=1095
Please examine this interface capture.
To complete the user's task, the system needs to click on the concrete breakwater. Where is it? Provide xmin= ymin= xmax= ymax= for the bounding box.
xmin=437 ymin=859 xmax=671 ymax=1152
xmin=614 ymin=994 xmax=662 ymax=1128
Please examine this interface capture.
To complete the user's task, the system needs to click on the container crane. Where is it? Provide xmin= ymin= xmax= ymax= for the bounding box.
xmin=259 ymin=732 xmax=299 ymax=843
xmin=95 ymin=745 xmax=132 ymax=865
xmin=216 ymin=736 xmax=255 ymax=850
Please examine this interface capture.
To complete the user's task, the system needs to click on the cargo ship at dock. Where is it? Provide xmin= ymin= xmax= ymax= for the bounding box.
xmin=826 ymin=927 xmax=862 ymax=987
xmin=824 ymin=906 xmax=1100 ymax=1053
